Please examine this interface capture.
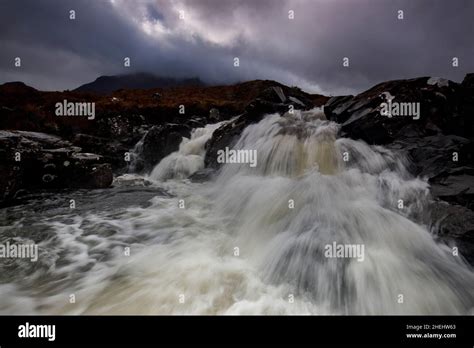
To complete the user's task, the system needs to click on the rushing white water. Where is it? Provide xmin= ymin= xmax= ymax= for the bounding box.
xmin=0 ymin=108 xmax=473 ymax=315
xmin=149 ymin=122 xmax=225 ymax=181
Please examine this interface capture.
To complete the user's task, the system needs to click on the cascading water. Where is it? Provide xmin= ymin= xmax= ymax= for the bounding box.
xmin=0 ymin=108 xmax=473 ymax=314
xmin=207 ymin=108 xmax=474 ymax=314
xmin=149 ymin=121 xmax=225 ymax=181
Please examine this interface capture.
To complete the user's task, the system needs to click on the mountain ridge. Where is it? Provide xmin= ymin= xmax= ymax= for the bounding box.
xmin=74 ymin=72 xmax=205 ymax=94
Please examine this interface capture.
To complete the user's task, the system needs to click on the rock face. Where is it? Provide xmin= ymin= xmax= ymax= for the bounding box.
xmin=397 ymin=133 xmax=474 ymax=210
xmin=324 ymin=77 xmax=472 ymax=144
xmin=0 ymin=131 xmax=113 ymax=205
xmin=324 ymin=76 xmax=473 ymax=188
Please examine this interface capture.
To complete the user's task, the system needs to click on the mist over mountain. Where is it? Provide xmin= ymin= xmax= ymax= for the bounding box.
xmin=2 ymin=0 xmax=474 ymax=94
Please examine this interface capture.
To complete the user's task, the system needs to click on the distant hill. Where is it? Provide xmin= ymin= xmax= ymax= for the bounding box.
xmin=0 ymin=82 xmax=42 ymax=105
xmin=0 ymin=78 xmax=329 ymax=134
xmin=74 ymin=72 xmax=205 ymax=94
xmin=0 ymin=81 xmax=39 ymax=95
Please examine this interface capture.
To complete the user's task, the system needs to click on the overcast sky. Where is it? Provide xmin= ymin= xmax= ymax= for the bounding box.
xmin=1 ymin=0 xmax=473 ymax=95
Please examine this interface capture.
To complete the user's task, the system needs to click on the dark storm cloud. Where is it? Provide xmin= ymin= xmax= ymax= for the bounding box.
xmin=0 ymin=0 xmax=473 ymax=94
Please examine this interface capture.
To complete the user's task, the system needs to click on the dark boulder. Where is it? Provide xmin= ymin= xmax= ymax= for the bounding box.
xmin=245 ymin=98 xmax=289 ymax=119
xmin=72 ymin=133 xmax=130 ymax=170
xmin=387 ymin=134 xmax=473 ymax=209
xmin=388 ymin=135 xmax=472 ymax=177
xmin=204 ymin=99 xmax=289 ymax=169
xmin=138 ymin=124 xmax=191 ymax=172
xmin=204 ymin=114 xmax=251 ymax=169
xmin=430 ymin=169 xmax=474 ymax=209
xmin=324 ymin=76 xmax=468 ymax=144
xmin=459 ymin=73 xmax=474 ymax=138
xmin=324 ymin=95 xmax=355 ymax=123
xmin=95 ymin=114 xmax=147 ymax=145
xmin=258 ymin=86 xmax=287 ymax=103
xmin=257 ymin=86 xmax=313 ymax=110
xmin=0 ymin=131 xmax=113 ymax=206
xmin=461 ymin=73 xmax=474 ymax=89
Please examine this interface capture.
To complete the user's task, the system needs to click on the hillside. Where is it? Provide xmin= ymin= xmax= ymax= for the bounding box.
xmin=74 ymin=73 xmax=205 ymax=94
xmin=0 ymin=79 xmax=329 ymax=136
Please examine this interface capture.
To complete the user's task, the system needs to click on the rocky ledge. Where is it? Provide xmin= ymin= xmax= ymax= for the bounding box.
xmin=0 ymin=131 xmax=113 ymax=205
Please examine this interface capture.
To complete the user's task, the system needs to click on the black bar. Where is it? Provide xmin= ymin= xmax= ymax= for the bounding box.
xmin=0 ymin=316 xmax=473 ymax=346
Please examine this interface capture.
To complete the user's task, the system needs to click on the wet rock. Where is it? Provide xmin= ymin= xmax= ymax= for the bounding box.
xmin=245 ymin=98 xmax=288 ymax=118
xmin=72 ymin=133 xmax=129 ymax=170
xmin=188 ymin=168 xmax=216 ymax=182
xmin=0 ymin=130 xmax=113 ymax=205
xmin=205 ymin=99 xmax=288 ymax=169
xmin=139 ymin=124 xmax=191 ymax=172
xmin=387 ymin=134 xmax=473 ymax=210
xmin=324 ymin=76 xmax=469 ymax=144
xmin=258 ymin=85 xmax=313 ymax=110
xmin=204 ymin=115 xmax=250 ymax=169
xmin=80 ymin=163 xmax=114 ymax=188
xmin=389 ymin=135 xmax=472 ymax=177
xmin=273 ymin=86 xmax=287 ymax=103
xmin=259 ymin=87 xmax=286 ymax=104
xmin=209 ymin=108 xmax=220 ymax=121
xmin=95 ymin=114 xmax=147 ymax=144
xmin=323 ymin=95 xmax=356 ymax=123
xmin=429 ymin=201 xmax=474 ymax=265
xmin=430 ymin=171 xmax=474 ymax=209
xmin=289 ymin=96 xmax=305 ymax=107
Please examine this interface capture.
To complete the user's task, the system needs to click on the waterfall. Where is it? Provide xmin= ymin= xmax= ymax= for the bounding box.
xmin=205 ymin=108 xmax=474 ymax=314
xmin=1 ymin=108 xmax=472 ymax=315
xmin=149 ymin=122 xmax=225 ymax=181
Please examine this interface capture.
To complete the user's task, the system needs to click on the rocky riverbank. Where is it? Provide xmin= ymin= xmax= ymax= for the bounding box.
xmin=0 ymin=80 xmax=325 ymax=203
xmin=0 ymin=75 xmax=473 ymax=263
